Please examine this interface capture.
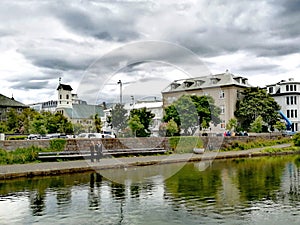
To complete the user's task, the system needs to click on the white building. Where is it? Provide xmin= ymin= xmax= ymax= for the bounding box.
xmin=122 ymin=97 xmax=163 ymax=136
xmin=266 ymin=78 xmax=300 ymax=132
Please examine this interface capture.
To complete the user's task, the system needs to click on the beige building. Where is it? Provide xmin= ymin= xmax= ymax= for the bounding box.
xmin=162 ymin=72 xmax=251 ymax=132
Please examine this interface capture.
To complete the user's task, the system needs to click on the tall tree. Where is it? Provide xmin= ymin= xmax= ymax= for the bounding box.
xmin=6 ymin=108 xmax=19 ymax=133
xmin=94 ymin=113 xmax=102 ymax=133
xmin=108 ymin=103 xmax=128 ymax=132
xmin=163 ymin=95 xmax=221 ymax=135
xmin=129 ymin=107 xmax=155 ymax=137
xmin=128 ymin=115 xmax=144 ymax=137
xmin=235 ymin=87 xmax=281 ymax=131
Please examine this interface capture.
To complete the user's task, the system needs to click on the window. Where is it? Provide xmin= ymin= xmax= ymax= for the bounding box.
xmin=219 ymin=90 xmax=225 ymax=99
xmin=294 ymin=85 xmax=297 ymax=91
xmin=60 ymin=94 xmax=62 ymax=99
xmin=295 ymin=110 xmax=298 ymax=118
xmin=291 ymin=110 xmax=294 ymax=118
xmin=291 ymin=96 xmax=294 ymax=105
xmin=286 ymin=85 xmax=289 ymax=91
xmin=220 ymin=105 xmax=225 ymax=114
xmin=296 ymin=123 xmax=298 ymax=131
xmin=287 ymin=97 xmax=290 ymax=105
xmin=66 ymin=94 xmax=69 ymax=99
xmin=290 ymin=85 xmax=293 ymax=91
xmin=295 ymin=96 xmax=297 ymax=105
xmin=287 ymin=110 xmax=290 ymax=118
xmin=268 ymin=87 xmax=273 ymax=93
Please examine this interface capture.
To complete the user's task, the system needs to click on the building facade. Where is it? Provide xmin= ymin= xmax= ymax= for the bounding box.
xmin=266 ymin=78 xmax=300 ymax=132
xmin=162 ymin=72 xmax=252 ymax=132
xmin=0 ymin=94 xmax=28 ymax=122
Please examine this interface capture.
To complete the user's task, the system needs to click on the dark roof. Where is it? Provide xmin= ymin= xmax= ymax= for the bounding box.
xmin=0 ymin=94 xmax=28 ymax=108
xmin=57 ymin=84 xmax=73 ymax=91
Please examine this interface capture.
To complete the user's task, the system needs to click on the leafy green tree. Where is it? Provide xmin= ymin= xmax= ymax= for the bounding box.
xmin=0 ymin=121 xmax=8 ymax=133
xmin=30 ymin=114 xmax=47 ymax=135
xmin=163 ymin=95 xmax=221 ymax=135
xmin=250 ymin=115 xmax=263 ymax=133
xmin=72 ymin=123 xmax=85 ymax=135
xmin=274 ymin=121 xmax=286 ymax=132
xmin=129 ymin=107 xmax=155 ymax=137
xmin=6 ymin=108 xmax=19 ymax=133
xmin=128 ymin=115 xmax=144 ymax=137
xmin=166 ymin=119 xmax=179 ymax=136
xmin=226 ymin=118 xmax=238 ymax=131
xmin=109 ymin=103 xmax=128 ymax=131
xmin=94 ymin=114 xmax=102 ymax=133
xmin=235 ymin=87 xmax=281 ymax=131
xmin=18 ymin=108 xmax=38 ymax=134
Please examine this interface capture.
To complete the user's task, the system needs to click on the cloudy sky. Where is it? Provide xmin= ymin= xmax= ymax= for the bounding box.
xmin=1 ymin=0 xmax=300 ymax=104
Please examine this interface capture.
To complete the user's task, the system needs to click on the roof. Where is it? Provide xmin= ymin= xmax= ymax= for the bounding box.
xmin=63 ymin=104 xmax=104 ymax=119
xmin=57 ymin=83 xmax=73 ymax=91
xmin=162 ymin=72 xmax=251 ymax=93
xmin=0 ymin=94 xmax=28 ymax=108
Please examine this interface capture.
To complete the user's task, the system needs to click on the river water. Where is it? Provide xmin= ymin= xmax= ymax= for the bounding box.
xmin=0 ymin=156 xmax=300 ymax=225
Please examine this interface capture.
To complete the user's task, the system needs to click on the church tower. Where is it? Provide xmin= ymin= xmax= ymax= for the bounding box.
xmin=57 ymin=83 xmax=73 ymax=108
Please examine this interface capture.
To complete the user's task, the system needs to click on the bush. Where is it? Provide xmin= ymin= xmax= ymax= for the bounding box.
xmin=0 ymin=146 xmax=41 ymax=165
xmin=293 ymin=133 xmax=300 ymax=146
xmin=7 ymin=135 xmax=27 ymax=140
xmin=48 ymin=138 xmax=67 ymax=152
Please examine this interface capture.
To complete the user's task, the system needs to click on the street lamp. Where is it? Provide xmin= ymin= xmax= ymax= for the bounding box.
xmin=117 ymin=80 xmax=122 ymax=104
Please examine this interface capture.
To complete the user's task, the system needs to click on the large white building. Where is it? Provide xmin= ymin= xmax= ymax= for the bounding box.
xmin=266 ymin=78 xmax=300 ymax=132
xmin=162 ymin=71 xmax=252 ymax=132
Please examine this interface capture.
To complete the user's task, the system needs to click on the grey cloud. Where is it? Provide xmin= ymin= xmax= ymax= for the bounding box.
xmin=10 ymin=81 xmax=49 ymax=90
xmin=50 ymin=3 xmax=141 ymax=42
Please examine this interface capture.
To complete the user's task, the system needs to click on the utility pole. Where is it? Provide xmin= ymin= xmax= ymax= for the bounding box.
xmin=117 ymin=80 xmax=122 ymax=104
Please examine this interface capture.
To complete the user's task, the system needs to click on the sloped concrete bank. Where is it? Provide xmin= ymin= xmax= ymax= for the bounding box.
xmin=0 ymin=144 xmax=297 ymax=180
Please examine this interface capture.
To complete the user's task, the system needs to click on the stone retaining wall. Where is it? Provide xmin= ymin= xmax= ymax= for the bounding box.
xmin=0 ymin=134 xmax=284 ymax=152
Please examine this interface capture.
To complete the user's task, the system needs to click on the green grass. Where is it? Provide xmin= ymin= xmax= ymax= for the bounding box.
xmin=0 ymin=146 xmax=42 ymax=165
xmin=261 ymin=146 xmax=300 ymax=153
xmin=169 ymin=136 xmax=203 ymax=153
xmin=221 ymin=137 xmax=292 ymax=152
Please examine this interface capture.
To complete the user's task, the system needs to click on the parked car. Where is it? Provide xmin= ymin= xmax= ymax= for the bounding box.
xmin=27 ymin=134 xmax=40 ymax=140
xmin=77 ymin=133 xmax=103 ymax=139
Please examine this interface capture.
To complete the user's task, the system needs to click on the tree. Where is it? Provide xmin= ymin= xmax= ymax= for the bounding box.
xmin=128 ymin=115 xmax=144 ymax=137
xmin=94 ymin=114 xmax=102 ymax=133
xmin=163 ymin=95 xmax=221 ymax=135
xmin=166 ymin=119 xmax=179 ymax=136
xmin=18 ymin=108 xmax=38 ymax=134
xmin=109 ymin=103 xmax=128 ymax=132
xmin=226 ymin=118 xmax=238 ymax=131
xmin=129 ymin=107 xmax=155 ymax=137
xmin=6 ymin=108 xmax=19 ymax=133
xmin=250 ymin=115 xmax=264 ymax=133
xmin=235 ymin=87 xmax=281 ymax=131
xmin=274 ymin=121 xmax=286 ymax=132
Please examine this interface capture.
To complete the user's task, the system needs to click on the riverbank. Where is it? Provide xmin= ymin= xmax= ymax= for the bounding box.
xmin=0 ymin=143 xmax=298 ymax=180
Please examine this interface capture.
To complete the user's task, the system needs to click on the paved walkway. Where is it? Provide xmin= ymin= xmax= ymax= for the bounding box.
xmin=0 ymin=143 xmax=294 ymax=180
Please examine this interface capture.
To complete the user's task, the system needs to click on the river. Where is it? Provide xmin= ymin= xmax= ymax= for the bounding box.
xmin=0 ymin=155 xmax=300 ymax=224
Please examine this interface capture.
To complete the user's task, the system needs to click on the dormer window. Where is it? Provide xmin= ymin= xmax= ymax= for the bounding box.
xmin=171 ymin=82 xmax=180 ymax=90
xmin=211 ymin=78 xmax=220 ymax=84
xmin=183 ymin=80 xmax=194 ymax=88
xmin=196 ymin=80 xmax=205 ymax=86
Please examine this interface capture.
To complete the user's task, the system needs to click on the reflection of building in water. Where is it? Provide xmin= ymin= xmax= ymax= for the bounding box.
xmin=216 ymin=168 xmax=240 ymax=207
xmin=280 ymin=161 xmax=300 ymax=203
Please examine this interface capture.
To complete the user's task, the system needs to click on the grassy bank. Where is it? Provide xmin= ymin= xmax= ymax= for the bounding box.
xmin=0 ymin=139 xmax=66 ymax=165
xmin=221 ymin=137 xmax=292 ymax=151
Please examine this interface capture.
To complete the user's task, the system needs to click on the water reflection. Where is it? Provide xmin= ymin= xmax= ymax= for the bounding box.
xmin=0 ymin=156 xmax=300 ymax=224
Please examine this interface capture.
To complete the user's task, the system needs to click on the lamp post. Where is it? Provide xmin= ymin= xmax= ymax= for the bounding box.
xmin=117 ymin=80 xmax=122 ymax=104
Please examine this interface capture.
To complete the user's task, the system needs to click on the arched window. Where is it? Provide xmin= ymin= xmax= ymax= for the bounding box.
xmin=60 ymin=94 xmax=62 ymax=99
xmin=66 ymin=94 xmax=69 ymax=99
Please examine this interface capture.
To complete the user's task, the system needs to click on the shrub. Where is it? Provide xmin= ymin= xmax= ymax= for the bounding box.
xmin=0 ymin=146 xmax=41 ymax=165
xmin=48 ymin=138 xmax=67 ymax=152
xmin=293 ymin=133 xmax=300 ymax=146
xmin=7 ymin=135 xmax=27 ymax=140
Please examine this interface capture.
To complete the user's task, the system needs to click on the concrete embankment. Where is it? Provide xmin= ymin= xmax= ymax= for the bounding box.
xmin=0 ymin=143 xmax=298 ymax=180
